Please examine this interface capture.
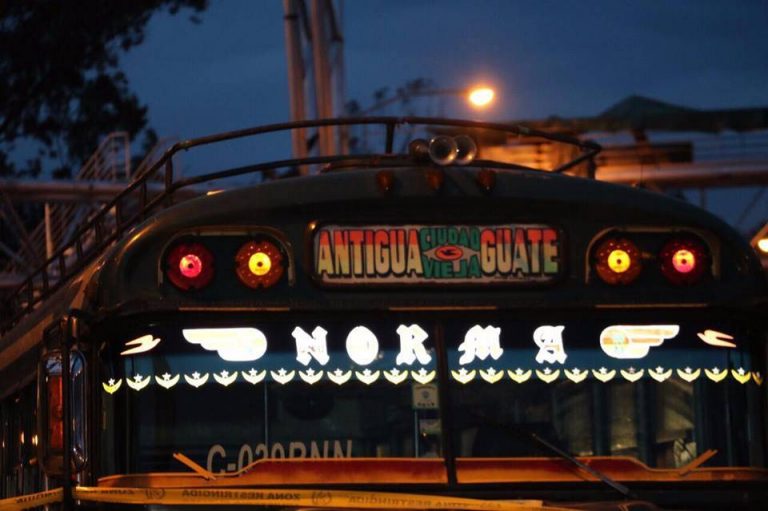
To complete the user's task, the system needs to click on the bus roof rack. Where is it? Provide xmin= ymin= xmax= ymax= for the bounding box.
xmin=0 ymin=117 xmax=600 ymax=332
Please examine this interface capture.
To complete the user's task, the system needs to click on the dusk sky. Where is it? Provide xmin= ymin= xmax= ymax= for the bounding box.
xmin=119 ymin=0 xmax=768 ymax=229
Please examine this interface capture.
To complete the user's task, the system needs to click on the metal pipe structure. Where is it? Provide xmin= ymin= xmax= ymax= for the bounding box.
xmin=0 ymin=179 xmax=202 ymax=202
xmin=282 ymin=0 xmax=309 ymax=168
xmin=310 ymin=0 xmax=336 ymax=157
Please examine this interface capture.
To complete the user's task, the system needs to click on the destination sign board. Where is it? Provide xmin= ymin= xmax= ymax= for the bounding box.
xmin=313 ymin=224 xmax=562 ymax=285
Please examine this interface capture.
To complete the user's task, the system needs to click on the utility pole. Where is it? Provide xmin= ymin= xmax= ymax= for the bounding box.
xmin=282 ymin=0 xmax=345 ymax=171
xmin=309 ymin=0 xmax=336 ymax=157
xmin=283 ymin=0 xmax=308 ymax=165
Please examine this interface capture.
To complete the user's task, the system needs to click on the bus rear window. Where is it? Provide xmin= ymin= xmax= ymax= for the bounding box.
xmin=99 ymin=312 xmax=764 ymax=475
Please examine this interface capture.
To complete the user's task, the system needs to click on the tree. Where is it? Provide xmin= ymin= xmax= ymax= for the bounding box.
xmin=0 ymin=0 xmax=208 ymax=179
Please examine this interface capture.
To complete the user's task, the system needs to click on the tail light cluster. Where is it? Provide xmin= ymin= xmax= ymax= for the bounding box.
xmin=164 ymin=237 xmax=286 ymax=291
xmin=591 ymin=233 xmax=711 ymax=286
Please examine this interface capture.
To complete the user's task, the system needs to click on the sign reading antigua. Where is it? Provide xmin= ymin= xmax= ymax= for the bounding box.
xmin=313 ymin=224 xmax=561 ymax=285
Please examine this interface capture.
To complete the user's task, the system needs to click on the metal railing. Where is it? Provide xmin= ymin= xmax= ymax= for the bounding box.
xmin=3 ymin=133 xmax=131 ymax=278
xmin=0 ymin=117 xmax=599 ymax=331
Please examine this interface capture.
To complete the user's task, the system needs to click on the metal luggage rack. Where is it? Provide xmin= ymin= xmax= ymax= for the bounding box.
xmin=0 ymin=117 xmax=600 ymax=331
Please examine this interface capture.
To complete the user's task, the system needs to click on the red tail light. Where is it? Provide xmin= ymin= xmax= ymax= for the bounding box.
xmin=659 ymin=238 xmax=708 ymax=285
xmin=166 ymin=242 xmax=214 ymax=290
xmin=594 ymin=238 xmax=642 ymax=285
xmin=47 ymin=374 xmax=63 ymax=450
xmin=235 ymin=240 xmax=284 ymax=289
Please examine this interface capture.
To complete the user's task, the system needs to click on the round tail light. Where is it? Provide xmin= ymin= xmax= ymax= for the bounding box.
xmin=659 ymin=237 xmax=708 ymax=285
xmin=593 ymin=238 xmax=642 ymax=285
xmin=235 ymin=240 xmax=284 ymax=289
xmin=166 ymin=242 xmax=214 ymax=290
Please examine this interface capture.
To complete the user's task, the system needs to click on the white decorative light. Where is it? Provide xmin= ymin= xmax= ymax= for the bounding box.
xmin=184 ymin=372 xmax=209 ymax=388
xmin=183 ymin=328 xmax=267 ymax=362
xmin=102 ymin=378 xmax=122 ymax=394
xmin=458 ymin=325 xmax=502 ymax=365
xmin=126 ymin=373 xmax=151 ymax=391
xmin=592 ymin=367 xmax=616 ymax=382
xmin=242 ymin=368 xmax=266 ymax=385
xmin=677 ymin=367 xmax=700 ymax=383
xmin=533 ymin=325 xmax=567 ymax=364
xmin=155 ymin=373 xmax=180 ymax=389
xmin=214 ymin=370 xmax=238 ymax=386
xmin=600 ymin=325 xmax=679 ymax=359
xmin=451 ymin=368 xmax=476 ymax=384
xmin=411 ymin=368 xmax=436 ymax=384
xmin=293 ymin=326 xmax=330 ymax=366
xmin=704 ymin=367 xmax=727 ymax=382
xmin=383 ymin=368 xmax=409 ymax=384
xmin=649 ymin=366 xmax=672 ymax=382
xmin=535 ymin=368 xmax=560 ymax=383
xmin=564 ymin=368 xmax=587 ymax=383
xmin=120 ymin=334 xmax=161 ymax=356
xmin=345 ymin=326 xmax=379 ymax=366
xmin=508 ymin=368 xmax=532 ymax=383
xmin=620 ymin=367 xmax=644 ymax=382
xmin=271 ymin=368 xmax=295 ymax=384
xmin=355 ymin=369 xmax=380 ymax=385
xmin=299 ymin=369 xmax=324 ymax=384
xmin=328 ymin=369 xmax=352 ymax=385
xmin=395 ymin=324 xmax=432 ymax=365
xmin=479 ymin=367 xmax=504 ymax=384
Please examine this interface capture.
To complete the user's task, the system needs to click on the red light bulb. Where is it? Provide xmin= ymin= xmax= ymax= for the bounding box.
xmin=671 ymin=249 xmax=696 ymax=274
xmin=165 ymin=242 xmax=214 ymax=290
xmin=179 ymin=254 xmax=203 ymax=278
xmin=659 ymin=238 xmax=708 ymax=285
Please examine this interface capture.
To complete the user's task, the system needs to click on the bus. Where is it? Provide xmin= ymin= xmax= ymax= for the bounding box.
xmin=0 ymin=118 xmax=766 ymax=510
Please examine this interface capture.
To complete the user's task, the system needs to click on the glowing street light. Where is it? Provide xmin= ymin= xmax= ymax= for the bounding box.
xmin=467 ymin=87 xmax=495 ymax=108
xmin=357 ymin=84 xmax=498 ymax=116
xmin=758 ymin=237 xmax=768 ymax=254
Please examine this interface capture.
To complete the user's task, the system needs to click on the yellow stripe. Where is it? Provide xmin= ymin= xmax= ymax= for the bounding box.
xmin=73 ymin=486 xmax=574 ymax=510
xmin=0 ymin=488 xmax=63 ymax=510
xmin=0 ymin=486 xmax=577 ymax=510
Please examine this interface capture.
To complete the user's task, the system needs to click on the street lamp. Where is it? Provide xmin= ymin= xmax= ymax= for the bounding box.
xmin=467 ymin=86 xmax=495 ymax=108
xmin=357 ymin=85 xmax=497 ymax=116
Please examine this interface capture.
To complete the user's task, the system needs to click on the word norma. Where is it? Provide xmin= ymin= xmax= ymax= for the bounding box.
xmin=206 ymin=440 xmax=353 ymax=474
xmin=119 ymin=324 xmax=736 ymax=368
xmin=314 ymin=224 xmax=560 ymax=284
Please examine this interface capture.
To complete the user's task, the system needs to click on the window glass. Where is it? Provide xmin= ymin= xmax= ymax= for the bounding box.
xmin=100 ymin=313 xmax=764 ymax=474
xmin=445 ymin=315 xmax=763 ymax=468
xmin=100 ymin=317 xmax=440 ymax=474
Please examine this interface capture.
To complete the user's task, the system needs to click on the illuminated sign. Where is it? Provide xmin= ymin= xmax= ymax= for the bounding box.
xmin=120 ymin=334 xmax=161 ymax=356
xmin=183 ymin=328 xmax=268 ymax=362
xmin=697 ymin=329 xmax=736 ymax=348
xmin=104 ymin=321 xmax=759 ymax=393
xmin=533 ymin=325 xmax=567 ymax=364
xmin=313 ymin=224 xmax=561 ymax=285
xmin=599 ymin=325 xmax=679 ymax=359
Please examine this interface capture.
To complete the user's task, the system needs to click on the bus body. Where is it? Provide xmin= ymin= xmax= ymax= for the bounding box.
xmin=0 ymin=118 xmax=766 ymax=509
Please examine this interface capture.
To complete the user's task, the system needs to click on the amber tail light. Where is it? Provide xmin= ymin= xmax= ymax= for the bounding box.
xmin=235 ymin=240 xmax=285 ymax=289
xmin=593 ymin=238 xmax=642 ymax=285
